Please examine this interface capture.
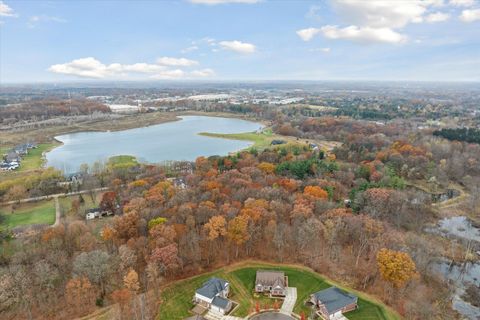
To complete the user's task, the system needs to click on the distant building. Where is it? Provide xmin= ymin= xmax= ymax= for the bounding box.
xmin=108 ymin=104 xmax=140 ymax=114
xmin=85 ymin=208 xmax=114 ymax=220
xmin=309 ymin=287 xmax=358 ymax=319
xmin=271 ymin=139 xmax=286 ymax=145
xmin=255 ymin=270 xmax=287 ymax=296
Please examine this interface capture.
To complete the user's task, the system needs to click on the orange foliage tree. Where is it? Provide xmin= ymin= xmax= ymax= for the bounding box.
xmin=376 ymin=248 xmax=418 ymax=288
xmin=303 ymin=185 xmax=328 ymax=199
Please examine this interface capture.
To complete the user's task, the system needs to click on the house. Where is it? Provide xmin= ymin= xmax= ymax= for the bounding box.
xmin=309 ymin=287 xmax=358 ymax=319
xmin=255 ymin=270 xmax=287 ymax=296
xmin=85 ymin=208 xmax=101 ymax=220
xmin=5 ymin=151 xmax=21 ymax=163
xmin=271 ymin=139 xmax=286 ymax=145
xmin=194 ymin=277 xmax=232 ymax=315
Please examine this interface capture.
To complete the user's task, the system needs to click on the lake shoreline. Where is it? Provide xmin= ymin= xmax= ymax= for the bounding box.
xmin=45 ymin=115 xmax=264 ymax=173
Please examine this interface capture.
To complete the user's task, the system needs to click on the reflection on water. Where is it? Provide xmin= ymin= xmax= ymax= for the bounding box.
xmin=437 ymin=216 xmax=480 ymax=243
xmin=432 ymin=260 xmax=480 ymax=319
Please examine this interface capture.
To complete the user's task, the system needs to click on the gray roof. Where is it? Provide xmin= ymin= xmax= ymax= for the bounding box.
xmin=255 ymin=270 xmax=285 ymax=288
xmin=313 ymin=287 xmax=357 ymax=315
xmin=196 ymin=277 xmax=228 ymax=299
xmin=211 ymin=296 xmax=230 ymax=309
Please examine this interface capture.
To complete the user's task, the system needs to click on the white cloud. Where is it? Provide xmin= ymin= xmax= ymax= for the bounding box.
xmin=313 ymin=47 xmax=331 ymax=53
xmin=449 ymin=0 xmax=476 ymax=7
xmin=297 ymin=28 xmax=322 ymax=41
xmin=0 ymin=1 xmax=17 ymax=17
xmin=181 ymin=45 xmax=199 ymax=53
xmin=319 ymin=25 xmax=407 ymax=44
xmin=330 ymin=0 xmax=433 ymax=29
xmin=298 ymin=0 xmax=452 ymax=45
xmin=156 ymin=57 xmax=199 ymax=66
xmin=190 ymin=68 xmax=215 ymax=77
xmin=48 ymin=57 xmax=214 ymax=79
xmin=460 ymin=8 xmax=480 ymax=22
xmin=425 ymin=12 xmax=450 ymax=22
xmin=189 ymin=0 xmax=260 ymax=4
xmin=219 ymin=40 xmax=256 ymax=53
xmin=121 ymin=63 xmax=166 ymax=73
xmin=49 ymin=57 xmax=117 ymax=78
xmin=28 ymin=15 xmax=67 ymax=28
xmin=306 ymin=5 xmax=322 ymax=20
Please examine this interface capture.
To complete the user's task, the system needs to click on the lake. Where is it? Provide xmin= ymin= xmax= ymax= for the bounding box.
xmin=46 ymin=116 xmax=263 ymax=173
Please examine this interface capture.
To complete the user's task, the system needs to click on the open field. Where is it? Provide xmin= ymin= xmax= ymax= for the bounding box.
xmin=19 ymin=143 xmax=60 ymax=171
xmin=199 ymin=129 xmax=341 ymax=153
xmin=158 ymin=261 xmax=400 ymax=320
xmin=0 ymin=199 xmax=55 ymax=228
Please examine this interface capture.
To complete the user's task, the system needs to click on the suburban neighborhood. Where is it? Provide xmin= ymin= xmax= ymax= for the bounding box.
xmin=188 ymin=269 xmax=358 ymax=320
xmin=0 ymin=142 xmax=38 ymax=171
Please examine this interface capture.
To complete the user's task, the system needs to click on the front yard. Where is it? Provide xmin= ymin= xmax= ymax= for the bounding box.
xmin=157 ymin=262 xmax=400 ymax=320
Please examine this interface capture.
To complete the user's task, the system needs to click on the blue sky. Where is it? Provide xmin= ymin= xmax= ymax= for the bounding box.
xmin=1 ymin=0 xmax=479 ymax=83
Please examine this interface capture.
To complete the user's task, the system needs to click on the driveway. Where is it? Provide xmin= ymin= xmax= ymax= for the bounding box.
xmin=279 ymin=287 xmax=297 ymax=315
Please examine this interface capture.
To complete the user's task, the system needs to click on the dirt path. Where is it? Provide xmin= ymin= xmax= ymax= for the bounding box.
xmin=53 ymin=196 xmax=60 ymax=227
xmin=0 ymin=187 xmax=108 ymax=206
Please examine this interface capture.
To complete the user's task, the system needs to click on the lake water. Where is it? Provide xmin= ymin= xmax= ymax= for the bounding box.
xmin=46 ymin=116 xmax=263 ymax=173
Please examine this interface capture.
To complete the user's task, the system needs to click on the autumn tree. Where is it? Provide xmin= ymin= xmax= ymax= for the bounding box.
xmin=304 ymin=185 xmax=328 ymax=200
xmin=73 ymin=250 xmax=113 ymax=296
xmin=100 ymin=191 xmax=117 ymax=213
xmin=257 ymin=162 xmax=276 ymax=174
xmin=376 ymin=248 xmax=418 ymax=288
xmin=65 ymin=277 xmax=96 ymax=316
xmin=5 ymin=185 xmax=27 ymax=206
xmin=150 ymin=243 xmax=180 ymax=276
xmin=124 ymin=269 xmax=140 ymax=292
xmin=227 ymin=216 xmax=249 ymax=258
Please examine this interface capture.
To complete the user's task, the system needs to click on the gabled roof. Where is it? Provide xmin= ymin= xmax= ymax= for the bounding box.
xmin=313 ymin=287 xmax=358 ymax=315
xmin=255 ymin=270 xmax=285 ymax=288
xmin=211 ymin=296 xmax=230 ymax=309
xmin=196 ymin=277 xmax=228 ymax=299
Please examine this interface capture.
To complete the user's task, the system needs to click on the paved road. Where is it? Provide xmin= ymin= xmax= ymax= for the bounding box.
xmin=249 ymin=313 xmax=294 ymax=320
xmin=1 ymin=187 xmax=109 ymax=206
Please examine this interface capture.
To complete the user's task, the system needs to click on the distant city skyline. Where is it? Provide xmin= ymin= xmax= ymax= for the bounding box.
xmin=1 ymin=0 xmax=479 ymax=83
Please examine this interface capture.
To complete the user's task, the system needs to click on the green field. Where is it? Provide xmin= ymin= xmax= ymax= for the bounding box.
xmin=199 ymin=130 xmax=273 ymax=150
xmin=0 ymin=143 xmax=59 ymax=172
xmin=158 ymin=262 xmax=400 ymax=320
xmin=19 ymin=143 xmax=59 ymax=171
xmin=0 ymin=200 xmax=56 ymax=228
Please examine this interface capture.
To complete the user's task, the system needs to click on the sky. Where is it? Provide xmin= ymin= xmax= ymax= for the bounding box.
xmin=0 ymin=0 xmax=479 ymax=83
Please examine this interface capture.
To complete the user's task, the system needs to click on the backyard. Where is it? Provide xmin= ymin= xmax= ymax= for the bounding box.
xmin=157 ymin=262 xmax=400 ymax=320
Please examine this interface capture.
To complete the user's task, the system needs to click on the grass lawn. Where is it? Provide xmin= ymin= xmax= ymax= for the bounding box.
xmin=198 ymin=129 xmax=311 ymax=152
xmin=0 ymin=200 xmax=55 ymax=228
xmin=199 ymin=131 xmax=274 ymax=150
xmin=157 ymin=262 xmax=400 ymax=320
xmin=19 ymin=143 xmax=60 ymax=171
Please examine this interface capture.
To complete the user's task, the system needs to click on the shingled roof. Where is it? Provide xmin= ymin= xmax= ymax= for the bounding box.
xmin=196 ymin=277 xmax=228 ymax=299
xmin=313 ymin=287 xmax=358 ymax=315
xmin=211 ymin=296 xmax=230 ymax=309
xmin=255 ymin=270 xmax=286 ymax=288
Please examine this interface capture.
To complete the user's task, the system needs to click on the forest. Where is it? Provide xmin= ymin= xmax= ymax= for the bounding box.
xmin=1 ymin=108 xmax=479 ymax=319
